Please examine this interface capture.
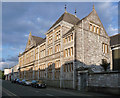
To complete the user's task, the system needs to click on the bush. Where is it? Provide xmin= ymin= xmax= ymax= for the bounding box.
xmin=100 ymin=59 xmax=110 ymax=71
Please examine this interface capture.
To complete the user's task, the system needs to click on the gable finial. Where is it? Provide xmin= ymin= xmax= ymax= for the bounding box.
xmin=93 ymin=4 xmax=95 ymax=10
xmin=29 ymin=32 xmax=32 ymax=36
xmin=75 ymin=8 xmax=77 ymax=17
xmin=65 ymin=4 xmax=67 ymax=13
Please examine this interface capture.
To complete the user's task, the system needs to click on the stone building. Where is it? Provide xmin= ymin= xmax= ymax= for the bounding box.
xmin=110 ymin=33 xmax=120 ymax=71
xmin=12 ymin=64 xmax=19 ymax=79
xmin=18 ymin=5 xmax=110 ymax=89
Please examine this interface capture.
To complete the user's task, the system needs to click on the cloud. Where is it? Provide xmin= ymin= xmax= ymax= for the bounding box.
xmin=0 ymin=55 xmax=18 ymax=70
xmin=24 ymin=34 xmax=29 ymax=37
xmin=96 ymin=2 xmax=118 ymax=33
xmin=0 ymin=62 xmax=9 ymax=70
xmin=6 ymin=55 xmax=18 ymax=62
xmin=107 ymin=24 xmax=118 ymax=36
xmin=96 ymin=2 xmax=118 ymax=19
xmin=0 ymin=61 xmax=18 ymax=71
xmin=0 ymin=58 xmax=5 ymax=62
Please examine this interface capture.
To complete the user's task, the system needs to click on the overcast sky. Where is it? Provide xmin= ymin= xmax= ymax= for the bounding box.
xmin=0 ymin=2 xmax=118 ymax=70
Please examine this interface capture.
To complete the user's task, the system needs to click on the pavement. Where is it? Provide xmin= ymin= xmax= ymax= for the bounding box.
xmin=1 ymin=80 xmax=113 ymax=97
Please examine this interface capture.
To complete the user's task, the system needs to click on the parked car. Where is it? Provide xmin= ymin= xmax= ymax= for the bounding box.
xmin=31 ymin=80 xmax=38 ymax=87
xmin=11 ymin=78 xmax=17 ymax=83
xmin=21 ymin=79 xmax=26 ymax=85
xmin=34 ymin=80 xmax=46 ymax=88
xmin=18 ymin=79 xmax=23 ymax=84
xmin=22 ymin=79 xmax=32 ymax=86
xmin=16 ymin=78 xmax=19 ymax=84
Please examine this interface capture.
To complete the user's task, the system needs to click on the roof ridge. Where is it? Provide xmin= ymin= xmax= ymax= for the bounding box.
xmin=48 ymin=12 xmax=80 ymax=31
xmin=32 ymin=35 xmax=43 ymax=39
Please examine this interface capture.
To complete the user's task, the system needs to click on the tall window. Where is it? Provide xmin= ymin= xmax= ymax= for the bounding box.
xmin=102 ymin=43 xmax=108 ymax=53
xmin=90 ymin=24 xmax=92 ymax=31
xmin=64 ymin=34 xmax=73 ymax=44
xmin=48 ymin=47 xmax=53 ymax=55
xmin=64 ymin=47 xmax=73 ymax=57
xmin=55 ymin=30 xmax=60 ymax=40
xmin=48 ymin=36 xmax=52 ymax=44
xmin=71 ymin=34 xmax=73 ymax=40
xmin=94 ymin=26 xmax=96 ymax=32
xmin=68 ymin=36 xmax=70 ymax=41
xmin=63 ymin=62 xmax=73 ymax=72
xmin=71 ymin=47 xmax=73 ymax=56
xmin=65 ymin=49 xmax=68 ymax=57
xmin=97 ymin=27 xmax=99 ymax=34
xmin=89 ymin=23 xmax=100 ymax=34
xmin=40 ymin=44 xmax=46 ymax=58
xmin=68 ymin=48 xmax=70 ymax=56
xmin=55 ymin=44 xmax=60 ymax=53
xmin=55 ymin=60 xmax=60 ymax=68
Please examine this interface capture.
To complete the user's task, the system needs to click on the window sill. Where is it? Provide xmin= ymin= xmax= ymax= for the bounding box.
xmin=64 ymin=40 xmax=73 ymax=44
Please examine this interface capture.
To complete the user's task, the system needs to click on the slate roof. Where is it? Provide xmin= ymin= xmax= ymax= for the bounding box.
xmin=19 ymin=36 xmax=46 ymax=57
xmin=32 ymin=35 xmax=45 ymax=45
xmin=63 ymin=9 xmax=109 ymax=37
xmin=49 ymin=12 xmax=80 ymax=30
xmin=62 ymin=11 xmax=93 ymax=37
xmin=110 ymin=33 xmax=120 ymax=46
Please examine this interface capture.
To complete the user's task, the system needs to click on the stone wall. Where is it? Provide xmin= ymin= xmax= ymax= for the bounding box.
xmin=46 ymin=80 xmax=60 ymax=88
xmin=88 ymin=72 xmax=120 ymax=87
xmin=87 ymin=72 xmax=120 ymax=95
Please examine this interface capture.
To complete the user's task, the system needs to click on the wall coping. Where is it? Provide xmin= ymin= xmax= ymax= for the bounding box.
xmin=88 ymin=71 xmax=120 ymax=75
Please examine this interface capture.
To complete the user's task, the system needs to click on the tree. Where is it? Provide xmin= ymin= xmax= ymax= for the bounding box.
xmin=100 ymin=59 xmax=110 ymax=71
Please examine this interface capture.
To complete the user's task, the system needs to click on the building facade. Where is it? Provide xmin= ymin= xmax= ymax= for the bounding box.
xmin=110 ymin=33 xmax=120 ymax=71
xmin=4 ymin=68 xmax=13 ymax=81
xmin=18 ymin=6 xmax=111 ymax=89
xmin=12 ymin=64 xmax=19 ymax=79
xmin=4 ymin=68 xmax=11 ymax=80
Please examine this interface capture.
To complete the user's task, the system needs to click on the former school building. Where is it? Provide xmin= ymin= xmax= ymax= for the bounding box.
xmin=18 ymin=5 xmax=111 ymax=89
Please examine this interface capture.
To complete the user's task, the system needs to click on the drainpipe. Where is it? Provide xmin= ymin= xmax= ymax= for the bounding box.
xmin=73 ymin=25 xmax=77 ymax=89
xmin=82 ymin=20 xmax=84 ymax=66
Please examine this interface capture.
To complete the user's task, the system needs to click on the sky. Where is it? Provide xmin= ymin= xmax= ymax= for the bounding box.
xmin=0 ymin=2 xmax=118 ymax=70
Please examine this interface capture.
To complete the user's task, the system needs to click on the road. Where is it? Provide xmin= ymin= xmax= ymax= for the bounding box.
xmin=1 ymin=80 xmax=112 ymax=97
